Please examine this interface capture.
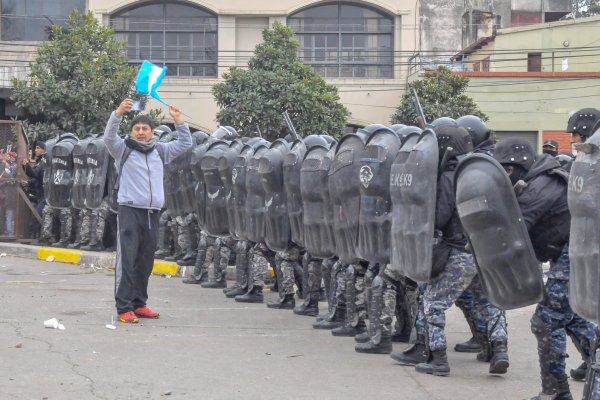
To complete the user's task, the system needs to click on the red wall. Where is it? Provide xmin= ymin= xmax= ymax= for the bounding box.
xmin=511 ymin=11 xmax=543 ymax=27
xmin=542 ymin=130 xmax=573 ymax=155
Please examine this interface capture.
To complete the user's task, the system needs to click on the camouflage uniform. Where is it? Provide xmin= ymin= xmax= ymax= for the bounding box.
xmin=345 ymin=263 xmax=367 ymax=329
xmin=248 ymin=242 xmax=272 ymax=291
xmin=455 ymin=286 xmax=488 ymax=344
xmin=424 ymin=248 xmax=507 ymax=353
xmin=69 ymin=208 xmax=91 ymax=248
xmin=182 ymin=230 xmax=215 ymax=283
xmin=81 ymin=197 xmax=111 ymax=250
xmin=232 ymin=240 xmax=251 ymax=290
xmin=155 ymin=209 xmax=173 ymax=258
xmin=174 ymin=213 xmax=197 ymax=264
xmin=39 ymin=203 xmax=59 ymax=244
xmin=275 ymin=244 xmax=302 ymax=299
xmin=211 ymin=236 xmax=235 ymax=283
xmin=305 ymin=253 xmax=323 ymax=302
xmin=531 ymin=245 xmax=596 ymax=396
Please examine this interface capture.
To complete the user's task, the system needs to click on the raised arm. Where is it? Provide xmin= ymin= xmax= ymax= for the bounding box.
xmin=103 ymin=99 xmax=132 ymax=161
xmin=157 ymin=104 xmax=192 ymax=164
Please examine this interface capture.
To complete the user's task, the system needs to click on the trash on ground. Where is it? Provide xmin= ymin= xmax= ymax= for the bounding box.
xmin=44 ymin=318 xmax=65 ymax=330
xmin=14 ymin=343 xmax=22 ymax=348
xmin=105 ymin=324 xmax=116 ymax=330
xmin=0 ymin=253 xmax=6 ymax=257
xmin=45 ymin=256 xmax=55 ymax=262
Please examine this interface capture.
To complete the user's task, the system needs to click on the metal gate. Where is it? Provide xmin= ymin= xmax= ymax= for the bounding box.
xmin=0 ymin=121 xmax=39 ymax=242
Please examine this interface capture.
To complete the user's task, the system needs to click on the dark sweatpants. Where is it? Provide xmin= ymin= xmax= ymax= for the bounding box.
xmin=115 ymin=205 xmax=159 ymax=314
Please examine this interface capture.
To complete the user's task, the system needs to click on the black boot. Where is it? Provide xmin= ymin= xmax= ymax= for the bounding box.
xmin=391 ymin=330 xmax=411 ymax=343
xmin=390 ymin=341 xmax=429 ymax=365
xmin=313 ymin=306 xmax=345 ymax=330
xmin=224 ymin=284 xmax=241 ymax=294
xmin=177 ymin=251 xmax=197 ymax=267
xmin=225 ymin=286 xmax=247 ymax=298
xmin=355 ymin=333 xmax=392 ymax=354
xmin=164 ymin=252 xmax=184 ymax=262
xmin=569 ymin=361 xmax=587 ymax=381
xmin=182 ymin=265 xmax=207 ymax=285
xmin=235 ymin=286 xmax=264 ymax=303
xmin=415 ymin=349 xmax=450 ymax=376
xmin=293 ymin=297 xmax=319 ymax=317
xmin=267 ymin=293 xmax=295 ymax=309
xmin=455 ymin=336 xmax=482 ymax=353
xmin=529 ymin=376 xmax=573 ymax=400
xmin=489 ymin=340 xmax=509 ymax=374
xmin=354 ymin=331 xmax=370 ymax=343
xmin=201 ymin=271 xmax=227 ymax=289
xmin=332 ymin=321 xmax=367 ymax=337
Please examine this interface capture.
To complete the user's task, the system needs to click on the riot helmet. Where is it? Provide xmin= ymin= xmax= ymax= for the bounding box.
xmin=555 ymin=153 xmax=573 ymax=168
xmin=434 ymin=122 xmax=473 ymax=166
xmin=302 ymin=134 xmax=329 ymax=150
xmin=357 ymin=124 xmax=394 ymax=138
xmin=430 ymin=117 xmax=455 ymax=129
xmin=192 ymin=130 xmax=210 ymax=145
xmin=567 ymin=108 xmax=600 ymax=140
xmin=456 ymin=115 xmax=492 ymax=148
xmin=212 ymin=126 xmax=238 ymax=141
xmin=493 ymin=138 xmax=535 ymax=184
xmin=154 ymin=125 xmax=172 ymax=139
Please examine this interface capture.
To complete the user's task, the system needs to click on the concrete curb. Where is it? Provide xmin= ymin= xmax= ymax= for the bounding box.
xmin=0 ymin=242 xmax=181 ymax=276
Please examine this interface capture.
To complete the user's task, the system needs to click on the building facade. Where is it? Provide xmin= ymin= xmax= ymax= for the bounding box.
xmin=0 ymin=0 xmax=420 ymax=132
xmin=452 ymin=15 xmax=600 ymax=152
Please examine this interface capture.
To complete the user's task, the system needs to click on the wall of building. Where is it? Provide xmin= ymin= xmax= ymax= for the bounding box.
xmin=87 ymin=0 xmax=418 ymax=131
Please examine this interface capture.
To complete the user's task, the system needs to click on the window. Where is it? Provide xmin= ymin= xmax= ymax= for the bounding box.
xmin=288 ymin=3 xmax=394 ymax=79
xmin=481 ymin=56 xmax=490 ymax=72
xmin=1 ymin=0 xmax=85 ymax=41
xmin=527 ymin=53 xmax=542 ymax=72
xmin=111 ymin=1 xmax=217 ymax=77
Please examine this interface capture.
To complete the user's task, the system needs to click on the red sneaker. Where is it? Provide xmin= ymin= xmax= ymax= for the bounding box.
xmin=118 ymin=311 xmax=139 ymax=324
xmin=133 ymin=306 xmax=160 ymax=319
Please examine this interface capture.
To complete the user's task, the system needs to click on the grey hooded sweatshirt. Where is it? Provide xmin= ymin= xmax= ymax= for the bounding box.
xmin=103 ymin=111 xmax=192 ymax=210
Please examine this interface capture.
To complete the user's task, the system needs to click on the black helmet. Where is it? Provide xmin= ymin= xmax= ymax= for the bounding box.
xmin=154 ymin=124 xmax=172 ymax=136
xmin=192 ymin=130 xmax=209 ymax=145
xmin=567 ymin=108 xmax=600 ymax=137
xmin=493 ymin=138 xmax=535 ymax=171
xmin=302 ymin=134 xmax=329 ymax=150
xmin=357 ymin=123 xmax=394 ymax=136
xmin=435 ymin=122 xmax=473 ymax=163
xmin=555 ymin=153 xmax=573 ymax=168
xmin=430 ymin=117 xmax=455 ymax=129
xmin=212 ymin=126 xmax=238 ymax=140
xmin=456 ymin=115 xmax=492 ymax=148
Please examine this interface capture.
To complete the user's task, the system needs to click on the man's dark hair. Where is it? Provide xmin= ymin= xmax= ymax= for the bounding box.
xmin=35 ymin=141 xmax=46 ymax=150
xmin=131 ymin=115 xmax=155 ymax=130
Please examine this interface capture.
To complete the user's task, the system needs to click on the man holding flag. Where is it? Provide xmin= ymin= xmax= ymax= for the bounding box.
xmin=104 ymin=98 xmax=192 ymax=323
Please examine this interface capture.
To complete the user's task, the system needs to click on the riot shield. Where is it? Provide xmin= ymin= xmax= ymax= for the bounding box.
xmin=328 ymin=133 xmax=368 ymax=264
xmin=190 ymin=138 xmax=216 ymax=229
xmin=218 ymin=140 xmax=245 ymax=238
xmin=47 ymin=134 xmax=79 ymax=208
xmin=106 ymin=155 xmax=119 ymax=213
xmin=71 ymin=136 xmax=94 ymax=209
xmin=163 ymin=160 xmax=182 ymax=216
xmin=301 ymin=145 xmax=336 ymax=259
xmin=244 ymin=143 xmax=270 ymax=243
xmin=389 ymin=129 xmax=438 ymax=282
xmin=569 ymin=132 xmax=600 ymax=323
xmin=42 ymin=136 xmax=59 ymax=201
xmin=455 ymin=153 xmax=544 ymax=309
xmin=84 ymin=136 xmax=110 ymax=209
xmin=201 ymin=140 xmax=230 ymax=236
xmin=176 ymin=139 xmax=197 ymax=214
xmin=356 ymin=129 xmax=402 ymax=264
xmin=260 ymin=141 xmax=291 ymax=251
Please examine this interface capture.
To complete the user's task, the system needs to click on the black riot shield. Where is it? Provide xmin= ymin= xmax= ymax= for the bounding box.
xmin=328 ymin=133 xmax=368 ymax=264
xmin=455 ymin=153 xmax=544 ymax=309
xmin=42 ymin=136 xmax=59 ymax=201
xmin=231 ymin=146 xmax=253 ymax=240
xmin=47 ymin=134 xmax=79 ymax=208
xmin=301 ymin=145 xmax=336 ymax=259
xmin=71 ymin=136 xmax=94 ymax=209
xmin=244 ymin=143 xmax=270 ymax=243
xmin=218 ymin=140 xmax=245 ymax=238
xmin=164 ymin=160 xmax=182 ymax=216
xmin=201 ymin=141 xmax=230 ymax=236
xmin=176 ymin=140 xmax=197 ymax=214
xmin=190 ymin=138 xmax=216 ymax=229
xmin=84 ymin=136 xmax=110 ymax=209
xmin=356 ymin=129 xmax=402 ymax=264
xmin=569 ymin=132 xmax=600 ymax=323
xmin=260 ymin=141 xmax=292 ymax=251
xmin=389 ymin=129 xmax=438 ymax=283
xmin=106 ymin=155 xmax=119 ymax=213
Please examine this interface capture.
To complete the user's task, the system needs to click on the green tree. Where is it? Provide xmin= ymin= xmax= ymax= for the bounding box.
xmin=212 ymin=21 xmax=349 ymax=141
xmin=567 ymin=0 xmax=600 ymax=17
xmin=12 ymin=10 xmax=159 ymax=141
xmin=390 ymin=66 xmax=487 ymax=126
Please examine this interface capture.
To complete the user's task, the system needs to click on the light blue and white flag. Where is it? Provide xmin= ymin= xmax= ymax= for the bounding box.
xmin=135 ymin=60 xmax=168 ymax=106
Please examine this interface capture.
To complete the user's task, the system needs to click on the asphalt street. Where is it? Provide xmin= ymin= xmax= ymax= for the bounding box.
xmin=0 ymin=255 xmax=586 ymax=400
